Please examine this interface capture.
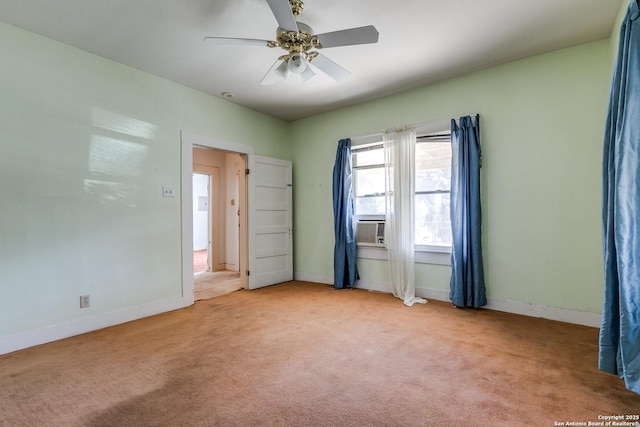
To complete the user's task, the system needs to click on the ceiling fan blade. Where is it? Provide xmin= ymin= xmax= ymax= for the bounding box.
xmin=203 ymin=37 xmax=272 ymax=47
xmin=316 ymin=25 xmax=379 ymax=48
xmin=310 ymin=54 xmax=351 ymax=81
xmin=260 ymin=59 xmax=285 ymax=86
xmin=266 ymin=0 xmax=299 ymax=32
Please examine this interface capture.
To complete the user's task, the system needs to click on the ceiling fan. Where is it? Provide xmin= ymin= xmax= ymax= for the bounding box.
xmin=203 ymin=0 xmax=379 ymax=85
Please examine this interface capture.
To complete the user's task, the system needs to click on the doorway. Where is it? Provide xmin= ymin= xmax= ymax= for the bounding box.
xmin=192 ymin=148 xmax=244 ymax=300
xmin=180 ymin=130 xmax=293 ymax=304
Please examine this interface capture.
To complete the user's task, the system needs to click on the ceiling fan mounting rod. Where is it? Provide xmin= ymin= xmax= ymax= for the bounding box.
xmin=289 ymin=0 xmax=304 ymax=17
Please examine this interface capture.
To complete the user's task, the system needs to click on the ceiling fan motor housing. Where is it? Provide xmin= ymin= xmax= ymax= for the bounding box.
xmin=275 ymin=22 xmax=320 ymax=54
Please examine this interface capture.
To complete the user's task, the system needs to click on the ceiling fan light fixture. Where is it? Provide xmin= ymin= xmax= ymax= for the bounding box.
xmin=287 ymin=53 xmax=307 ymax=74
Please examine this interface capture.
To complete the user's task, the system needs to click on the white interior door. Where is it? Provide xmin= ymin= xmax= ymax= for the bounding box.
xmin=247 ymin=155 xmax=293 ymax=290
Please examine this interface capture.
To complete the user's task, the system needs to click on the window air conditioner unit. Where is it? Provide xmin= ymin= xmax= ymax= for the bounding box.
xmin=356 ymin=220 xmax=386 ymax=247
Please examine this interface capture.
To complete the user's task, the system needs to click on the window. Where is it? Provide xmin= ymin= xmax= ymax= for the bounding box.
xmin=414 ymin=134 xmax=452 ymax=248
xmin=353 ymin=143 xmax=385 ymax=216
xmin=352 ymin=131 xmax=452 ymax=250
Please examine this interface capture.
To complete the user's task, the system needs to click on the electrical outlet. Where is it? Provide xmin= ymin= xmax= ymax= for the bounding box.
xmin=80 ymin=295 xmax=90 ymax=308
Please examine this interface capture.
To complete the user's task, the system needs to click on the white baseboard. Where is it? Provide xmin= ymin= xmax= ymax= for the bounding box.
xmin=0 ymin=297 xmax=192 ymax=356
xmin=484 ymin=297 xmax=601 ymax=328
xmin=2 ymin=274 xmax=602 ymax=356
xmin=294 ymin=272 xmax=333 ymax=285
xmin=294 ymin=272 xmax=602 ymax=328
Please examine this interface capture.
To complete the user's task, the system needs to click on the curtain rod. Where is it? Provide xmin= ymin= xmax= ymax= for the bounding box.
xmin=349 ymin=114 xmax=479 ymax=147
xmin=416 ymin=133 xmax=451 ymax=140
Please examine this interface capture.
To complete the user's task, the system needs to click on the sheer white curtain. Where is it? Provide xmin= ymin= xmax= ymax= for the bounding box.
xmin=384 ymin=128 xmax=427 ymax=307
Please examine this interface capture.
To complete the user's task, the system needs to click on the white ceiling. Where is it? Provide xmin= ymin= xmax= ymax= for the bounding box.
xmin=0 ymin=0 xmax=623 ymax=121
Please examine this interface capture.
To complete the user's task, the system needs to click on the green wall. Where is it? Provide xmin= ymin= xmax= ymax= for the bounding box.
xmin=0 ymin=21 xmax=289 ymax=339
xmin=290 ymin=39 xmax=611 ymax=314
xmin=0 ymin=10 xmax=622 ymax=347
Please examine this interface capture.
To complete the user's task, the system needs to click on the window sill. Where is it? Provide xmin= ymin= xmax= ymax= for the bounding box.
xmin=356 ymin=246 xmax=451 ymax=266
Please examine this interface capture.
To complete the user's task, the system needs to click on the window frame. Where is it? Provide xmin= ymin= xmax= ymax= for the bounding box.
xmin=413 ymin=132 xmax=453 ymax=252
xmin=352 ymin=142 xmax=386 ymax=219
xmin=351 ymin=121 xmax=452 ymax=264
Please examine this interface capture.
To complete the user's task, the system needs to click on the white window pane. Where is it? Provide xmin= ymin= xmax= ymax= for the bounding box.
xmin=415 ymin=193 xmax=452 ymax=246
xmin=415 ymin=142 xmax=451 ymax=192
xmin=354 ymin=167 xmax=385 ymax=197
xmin=353 ymin=147 xmax=383 ymax=167
xmin=355 ymin=196 xmax=385 ymax=216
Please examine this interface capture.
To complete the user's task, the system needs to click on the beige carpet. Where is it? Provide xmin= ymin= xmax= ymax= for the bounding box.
xmin=0 ymin=281 xmax=638 ymax=426
xmin=194 ymin=270 xmax=242 ymax=300
xmin=193 ymin=249 xmax=208 ymax=274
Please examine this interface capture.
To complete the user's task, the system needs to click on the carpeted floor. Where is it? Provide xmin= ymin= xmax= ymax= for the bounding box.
xmin=0 ymin=281 xmax=638 ymax=426
xmin=194 ymin=270 xmax=242 ymax=300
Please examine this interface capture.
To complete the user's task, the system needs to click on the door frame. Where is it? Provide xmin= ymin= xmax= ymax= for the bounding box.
xmin=181 ymin=131 xmax=254 ymax=304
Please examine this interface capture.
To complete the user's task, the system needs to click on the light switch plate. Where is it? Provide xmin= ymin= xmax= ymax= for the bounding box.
xmin=162 ymin=186 xmax=175 ymax=198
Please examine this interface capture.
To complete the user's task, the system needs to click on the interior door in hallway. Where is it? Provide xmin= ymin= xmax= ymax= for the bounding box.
xmin=247 ymin=155 xmax=293 ymax=290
